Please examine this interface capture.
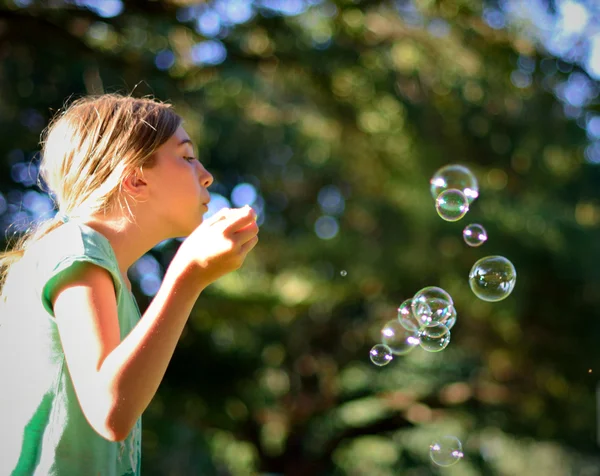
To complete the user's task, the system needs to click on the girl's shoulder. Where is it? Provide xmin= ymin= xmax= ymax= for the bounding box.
xmin=32 ymin=222 xmax=115 ymax=268
xmin=26 ymin=223 xmax=123 ymax=317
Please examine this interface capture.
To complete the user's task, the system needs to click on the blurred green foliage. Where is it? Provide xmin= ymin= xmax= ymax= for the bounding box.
xmin=1 ymin=0 xmax=600 ymax=474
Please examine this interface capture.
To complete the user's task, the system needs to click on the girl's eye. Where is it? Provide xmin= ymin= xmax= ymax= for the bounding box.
xmin=184 ymin=156 xmax=197 ymax=162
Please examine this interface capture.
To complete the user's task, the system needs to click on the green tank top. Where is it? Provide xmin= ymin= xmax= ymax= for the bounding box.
xmin=0 ymin=221 xmax=142 ymax=475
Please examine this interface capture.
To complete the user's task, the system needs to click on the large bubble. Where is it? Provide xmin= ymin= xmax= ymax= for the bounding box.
xmin=469 ymin=256 xmax=517 ymax=302
xmin=430 ymin=164 xmax=479 ymax=203
xmin=412 ymin=286 xmax=454 ymax=327
xmin=381 ymin=320 xmax=420 ymax=355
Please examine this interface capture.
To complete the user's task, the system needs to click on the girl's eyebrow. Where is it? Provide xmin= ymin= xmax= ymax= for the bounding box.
xmin=178 ymin=138 xmax=197 ymax=156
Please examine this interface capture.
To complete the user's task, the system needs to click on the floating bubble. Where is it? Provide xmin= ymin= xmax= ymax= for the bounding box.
xmin=369 ymin=344 xmax=393 ymax=366
xmin=412 ymin=287 xmax=454 ymax=327
xmin=430 ymin=164 xmax=479 ymax=203
xmin=435 ymin=189 xmax=469 ymax=222
xmin=419 ymin=326 xmax=451 ymax=352
xmin=421 ymin=322 xmax=449 ymax=339
xmin=340 ymin=270 xmax=347 ymax=277
xmin=463 ymin=223 xmax=488 ymax=247
xmin=445 ymin=305 xmax=457 ymax=330
xmin=469 ymin=256 xmax=517 ymax=302
xmin=430 ymin=435 xmax=464 ymax=467
xmin=381 ymin=320 xmax=420 ymax=355
xmin=418 ymin=300 xmax=455 ymax=328
xmin=397 ymin=299 xmax=422 ymax=331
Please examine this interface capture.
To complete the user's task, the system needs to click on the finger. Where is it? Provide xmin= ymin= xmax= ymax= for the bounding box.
xmin=203 ymin=208 xmax=232 ymax=226
xmin=237 ymin=219 xmax=259 ymax=234
xmin=234 ymin=224 xmax=259 ymax=245
xmin=239 ymin=235 xmax=258 ymax=255
xmin=223 ymin=207 xmax=257 ymax=233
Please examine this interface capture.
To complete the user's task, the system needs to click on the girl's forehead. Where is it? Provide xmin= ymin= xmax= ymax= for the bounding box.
xmin=159 ymin=126 xmax=194 ymax=154
xmin=172 ymin=125 xmax=191 ymax=143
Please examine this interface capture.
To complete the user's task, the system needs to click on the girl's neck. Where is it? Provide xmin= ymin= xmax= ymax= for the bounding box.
xmin=80 ymin=216 xmax=158 ymax=291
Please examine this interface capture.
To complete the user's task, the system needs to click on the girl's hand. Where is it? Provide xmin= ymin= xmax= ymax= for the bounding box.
xmin=174 ymin=205 xmax=259 ymax=287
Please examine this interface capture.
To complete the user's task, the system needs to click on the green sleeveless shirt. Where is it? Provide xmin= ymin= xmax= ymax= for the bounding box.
xmin=0 ymin=221 xmax=142 ymax=475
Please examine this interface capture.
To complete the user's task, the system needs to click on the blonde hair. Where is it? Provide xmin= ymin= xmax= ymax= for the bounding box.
xmin=0 ymin=94 xmax=182 ymax=296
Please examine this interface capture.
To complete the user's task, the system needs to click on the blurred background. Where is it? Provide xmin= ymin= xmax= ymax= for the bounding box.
xmin=1 ymin=0 xmax=600 ymax=474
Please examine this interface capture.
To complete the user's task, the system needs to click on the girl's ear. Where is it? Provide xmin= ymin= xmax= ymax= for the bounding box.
xmin=122 ymin=170 xmax=148 ymax=197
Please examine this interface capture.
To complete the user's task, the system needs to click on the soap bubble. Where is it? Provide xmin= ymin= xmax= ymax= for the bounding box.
xmin=397 ymin=299 xmax=422 ymax=331
xmin=381 ymin=320 xmax=420 ymax=355
xmin=421 ymin=322 xmax=449 ymax=339
xmin=419 ymin=325 xmax=451 ymax=352
xmin=469 ymin=256 xmax=517 ymax=302
xmin=430 ymin=435 xmax=464 ymax=467
xmin=435 ymin=189 xmax=469 ymax=222
xmin=444 ymin=305 xmax=457 ymax=330
xmin=412 ymin=287 xmax=454 ymax=327
xmin=430 ymin=164 xmax=479 ymax=203
xmin=369 ymin=344 xmax=393 ymax=366
xmin=463 ymin=223 xmax=488 ymax=247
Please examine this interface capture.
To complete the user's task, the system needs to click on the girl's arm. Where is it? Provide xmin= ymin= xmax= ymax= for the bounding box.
xmin=52 ymin=207 xmax=258 ymax=441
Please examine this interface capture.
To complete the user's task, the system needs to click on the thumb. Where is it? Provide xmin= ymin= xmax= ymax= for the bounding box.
xmin=203 ymin=207 xmax=232 ymax=226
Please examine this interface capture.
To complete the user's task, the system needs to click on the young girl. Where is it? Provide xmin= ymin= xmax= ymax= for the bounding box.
xmin=0 ymin=94 xmax=259 ymax=475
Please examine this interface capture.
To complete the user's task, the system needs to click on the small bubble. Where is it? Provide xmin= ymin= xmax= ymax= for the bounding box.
xmin=397 ymin=298 xmax=422 ymax=331
xmin=419 ymin=326 xmax=451 ymax=352
xmin=340 ymin=270 xmax=347 ymax=277
xmin=430 ymin=435 xmax=464 ymax=467
xmin=369 ymin=344 xmax=393 ymax=366
xmin=435 ymin=189 xmax=469 ymax=222
xmin=463 ymin=223 xmax=488 ymax=247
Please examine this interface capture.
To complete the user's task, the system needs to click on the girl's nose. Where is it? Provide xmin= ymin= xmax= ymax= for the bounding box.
xmin=197 ymin=162 xmax=213 ymax=188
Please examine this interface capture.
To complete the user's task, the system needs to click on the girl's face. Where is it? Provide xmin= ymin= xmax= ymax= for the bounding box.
xmin=143 ymin=125 xmax=213 ymax=237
